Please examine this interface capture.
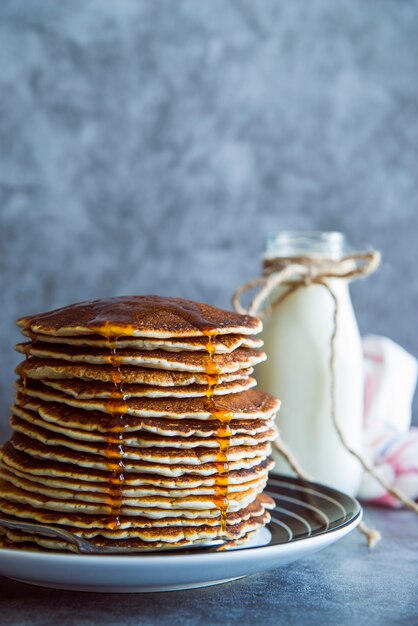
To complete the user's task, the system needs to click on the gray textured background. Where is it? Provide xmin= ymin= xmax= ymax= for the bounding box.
xmin=1 ymin=0 xmax=418 ymax=438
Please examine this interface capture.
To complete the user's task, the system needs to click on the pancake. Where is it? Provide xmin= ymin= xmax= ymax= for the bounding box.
xmin=0 ymin=490 xmax=273 ymax=529
xmin=14 ymin=396 xmax=274 ymax=437
xmin=40 ymin=376 xmax=257 ymax=399
xmin=16 ymin=343 xmax=266 ymax=373
xmin=0 ymin=486 xmax=273 ymax=539
xmin=16 ymin=295 xmax=262 ymax=338
xmin=10 ymin=433 xmax=271 ymax=474
xmin=9 ymin=418 xmax=272 ymax=465
xmin=0 ymin=494 xmax=274 ymax=536
xmin=1 ymin=295 xmax=279 ymax=553
xmin=16 ymin=358 xmax=254 ymax=386
xmin=21 ymin=331 xmax=263 ymax=353
xmin=18 ymin=383 xmax=280 ymax=420
xmin=0 ymin=444 xmax=274 ymax=488
xmin=0 ymin=475 xmax=266 ymax=513
xmin=0 ymin=528 xmax=258 ymax=552
xmin=0 ymin=480 xmax=273 ymax=551
xmin=0 ymin=512 xmax=270 ymax=552
xmin=0 ymin=460 xmax=268 ymax=497
xmin=11 ymin=407 xmax=277 ymax=448
xmin=0 ymin=468 xmax=267 ymax=511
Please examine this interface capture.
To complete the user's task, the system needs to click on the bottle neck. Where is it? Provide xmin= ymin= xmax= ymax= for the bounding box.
xmin=265 ymin=231 xmax=348 ymax=261
xmin=262 ymin=231 xmax=354 ymax=294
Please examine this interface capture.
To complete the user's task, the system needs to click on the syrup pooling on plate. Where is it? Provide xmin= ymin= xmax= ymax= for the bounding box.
xmin=204 ymin=329 xmax=233 ymax=535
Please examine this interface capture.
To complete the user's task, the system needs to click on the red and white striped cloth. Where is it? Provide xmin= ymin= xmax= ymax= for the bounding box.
xmin=358 ymin=335 xmax=418 ymax=507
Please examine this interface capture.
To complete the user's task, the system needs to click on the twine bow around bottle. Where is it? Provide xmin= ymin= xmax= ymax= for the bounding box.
xmin=233 ymin=251 xmax=381 ymax=318
xmin=232 ymin=249 xmax=418 ymax=547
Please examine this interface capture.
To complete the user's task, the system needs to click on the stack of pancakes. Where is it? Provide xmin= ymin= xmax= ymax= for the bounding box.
xmin=0 ymin=296 xmax=280 ymax=552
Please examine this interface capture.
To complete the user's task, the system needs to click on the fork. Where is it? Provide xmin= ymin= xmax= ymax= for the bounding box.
xmin=0 ymin=517 xmax=116 ymax=553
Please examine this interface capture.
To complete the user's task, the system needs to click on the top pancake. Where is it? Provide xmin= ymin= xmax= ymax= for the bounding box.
xmin=17 ymin=296 xmax=262 ymax=338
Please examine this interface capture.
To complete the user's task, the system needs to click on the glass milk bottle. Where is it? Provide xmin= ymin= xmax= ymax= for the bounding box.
xmin=257 ymin=231 xmax=363 ymax=496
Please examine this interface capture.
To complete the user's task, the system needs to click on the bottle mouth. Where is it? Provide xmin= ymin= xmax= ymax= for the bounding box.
xmin=265 ymin=231 xmax=349 ymax=259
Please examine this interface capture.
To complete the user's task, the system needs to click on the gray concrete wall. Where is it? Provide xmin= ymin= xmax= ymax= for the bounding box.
xmin=1 ymin=0 xmax=418 ymax=438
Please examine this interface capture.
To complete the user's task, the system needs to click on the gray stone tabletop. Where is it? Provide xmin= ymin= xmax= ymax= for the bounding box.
xmin=0 ymin=506 xmax=416 ymax=626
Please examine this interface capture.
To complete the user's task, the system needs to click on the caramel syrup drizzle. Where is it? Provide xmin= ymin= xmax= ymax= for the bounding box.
xmin=203 ymin=329 xmax=233 ymax=535
xmin=100 ymin=324 xmax=128 ymax=530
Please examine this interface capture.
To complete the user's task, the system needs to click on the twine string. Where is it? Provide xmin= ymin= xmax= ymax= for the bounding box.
xmin=273 ymin=436 xmax=381 ymax=547
xmin=233 ymin=249 xmax=418 ymax=547
xmin=232 ymin=252 xmax=381 ymax=318
xmin=325 ymin=282 xmax=418 ymax=516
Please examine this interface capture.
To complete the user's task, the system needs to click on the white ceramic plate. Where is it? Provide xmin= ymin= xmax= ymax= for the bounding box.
xmin=0 ymin=476 xmax=362 ymax=593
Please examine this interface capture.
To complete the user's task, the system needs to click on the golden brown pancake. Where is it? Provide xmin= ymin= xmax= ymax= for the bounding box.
xmin=17 ymin=382 xmax=280 ymax=420
xmin=21 ymin=331 xmax=263 ymax=353
xmin=0 ymin=513 xmax=270 ymax=552
xmin=16 ymin=343 xmax=266 ymax=373
xmin=14 ymin=396 xmax=275 ymax=436
xmin=0 ymin=490 xmax=273 ymax=530
xmin=11 ymin=407 xmax=277 ymax=448
xmin=9 ymin=433 xmax=271 ymax=473
xmin=0 ymin=478 xmax=274 ymax=551
xmin=9 ymin=418 xmax=272 ymax=465
xmin=17 ymin=296 xmax=262 ymax=338
xmin=9 ymin=433 xmax=269 ymax=476
xmin=0 ymin=444 xmax=274 ymax=488
xmin=40 ymin=376 xmax=257 ymax=399
xmin=16 ymin=358 xmax=254 ymax=386
xmin=0 ymin=460 xmax=268 ymax=497
xmin=0 ymin=475 xmax=266 ymax=514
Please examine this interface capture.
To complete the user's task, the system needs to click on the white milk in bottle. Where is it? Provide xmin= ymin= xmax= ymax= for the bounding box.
xmin=256 ymin=231 xmax=363 ymax=496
